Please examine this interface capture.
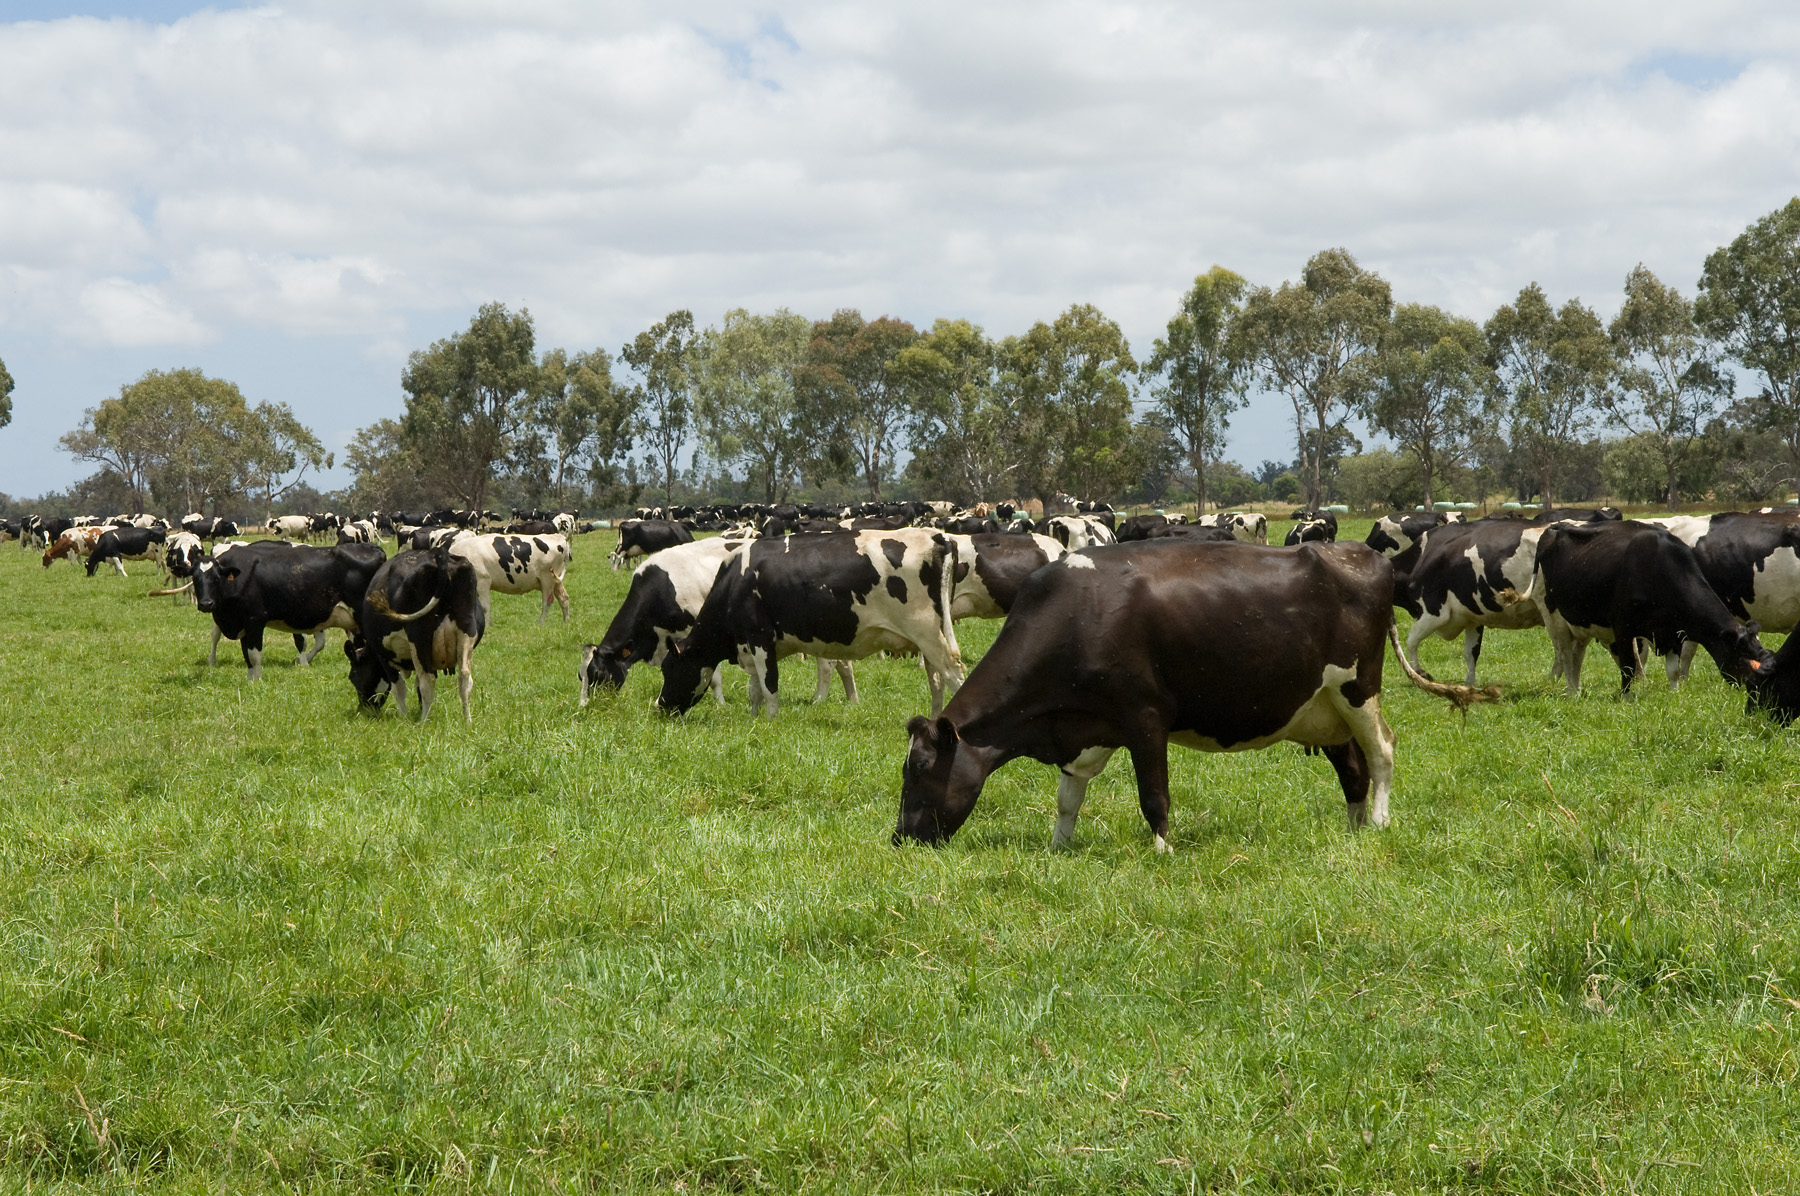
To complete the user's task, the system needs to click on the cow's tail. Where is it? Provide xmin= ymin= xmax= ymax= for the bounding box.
xmin=935 ymin=535 xmax=963 ymax=666
xmin=148 ymin=581 xmax=193 ymax=596
xmin=1388 ymin=620 xmax=1498 ymax=711
xmin=366 ymin=590 xmax=441 ymax=623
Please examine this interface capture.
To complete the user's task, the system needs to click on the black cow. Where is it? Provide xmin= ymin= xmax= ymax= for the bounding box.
xmin=892 ymin=540 xmax=1488 ymax=851
xmin=345 ymin=547 xmax=487 ymax=723
xmin=193 ymin=541 xmax=388 ymax=679
xmin=943 ymin=515 xmax=1001 ymax=535
xmin=1638 ymin=513 xmax=1800 ymax=683
xmin=503 ymin=519 xmax=559 ymax=535
xmin=1533 ymin=507 xmax=1621 ymax=524
xmin=1146 ymin=523 xmax=1237 ymax=542
xmin=1285 ymin=510 xmax=1338 ymax=545
xmin=610 ymin=518 xmax=694 ymax=569
xmin=1116 ymin=513 xmax=1168 ymax=541
xmin=85 ymin=526 xmax=167 ymax=576
xmin=28 ymin=515 xmax=72 ymax=550
xmin=182 ymin=517 xmax=240 ymax=540
xmin=410 ymin=525 xmax=464 ymax=551
xmin=1532 ymin=520 xmax=1776 ymax=696
xmin=658 ymin=529 xmax=964 ymax=718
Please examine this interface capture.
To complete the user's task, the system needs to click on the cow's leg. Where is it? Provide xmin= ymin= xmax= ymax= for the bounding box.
xmin=291 ymin=633 xmax=306 ymax=656
xmin=1462 ymin=628 xmax=1483 ymax=687
xmin=709 ymin=667 xmax=726 ymax=705
xmin=1403 ymin=614 xmax=1439 ymax=678
xmin=1563 ymin=637 xmax=1590 ymax=696
xmin=811 ymin=656 xmax=833 ymax=703
xmin=392 ymin=672 xmax=409 ymax=717
xmin=457 ymin=635 xmax=475 ymax=723
xmin=414 ymin=666 xmax=437 ymax=721
xmin=1127 ymin=738 xmax=1175 ymax=854
xmin=1053 ymin=745 xmax=1116 ymax=849
xmin=835 ymin=660 xmax=858 ymax=703
xmin=1609 ymin=639 xmax=1640 ymax=697
xmin=1328 ymin=689 xmax=1395 ymax=829
xmin=917 ymin=639 xmax=964 ymax=718
xmin=242 ymin=626 xmax=266 ymax=680
xmin=111 ymin=557 xmax=127 ymax=576
xmin=1667 ymin=639 xmax=1698 ymax=687
xmin=208 ymin=623 xmax=222 ymax=666
xmin=553 ymin=578 xmax=570 ymax=623
xmin=299 ymin=631 xmax=327 ymax=665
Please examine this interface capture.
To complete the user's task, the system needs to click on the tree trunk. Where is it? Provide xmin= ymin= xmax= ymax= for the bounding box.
xmin=1192 ymin=445 xmax=1208 ymax=512
xmin=1421 ymin=459 xmax=1434 ymax=510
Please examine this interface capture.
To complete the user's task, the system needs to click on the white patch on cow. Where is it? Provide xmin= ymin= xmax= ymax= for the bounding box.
xmin=244 ymin=646 xmax=264 ymax=680
xmin=1062 ymin=553 xmax=1095 ymax=570
xmin=1407 ymin=530 xmax=1545 ymax=683
xmin=1052 ymin=745 xmax=1116 ymax=847
xmin=1747 ymin=545 xmax=1800 ymax=633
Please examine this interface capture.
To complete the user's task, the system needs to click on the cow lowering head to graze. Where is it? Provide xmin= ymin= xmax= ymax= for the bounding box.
xmin=893 ymin=540 xmax=1490 ymax=851
xmin=193 ymin=541 xmax=388 ymax=679
xmin=336 ymin=519 xmax=380 ymax=545
xmin=657 ymin=529 xmax=964 ymax=718
xmin=449 ymin=532 xmax=572 ymax=623
xmin=1633 ymin=512 xmax=1800 ymax=684
xmin=1531 ymin=520 xmax=1777 ymax=697
xmin=609 ymin=518 xmax=694 ymax=570
xmin=1365 ymin=512 xmax=1449 ymax=563
xmin=85 ymin=526 xmax=166 ymax=576
xmin=43 ymin=526 xmax=108 ymax=567
xmin=345 ymin=547 xmax=486 ymax=722
xmin=1285 ymin=510 xmax=1338 ymax=545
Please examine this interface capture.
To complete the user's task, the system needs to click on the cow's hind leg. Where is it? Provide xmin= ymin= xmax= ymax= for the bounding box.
xmin=1053 ymin=745 xmax=1116 ymax=849
xmin=1326 ymin=691 xmax=1395 ymax=830
xmin=1127 ymin=738 xmax=1176 ymax=854
xmin=811 ymin=656 xmax=833 ymax=703
xmin=835 ymin=660 xmax=858 ymax=703
xmin=456 ymin=635 xmax=475 ymax=723
xmin=1462 ymin=628 xmax=1483 ymax=687
xmin=299 ymin=631 xmax=327 ymax=665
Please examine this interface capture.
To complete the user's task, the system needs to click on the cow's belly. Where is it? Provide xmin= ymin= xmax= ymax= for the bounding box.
xmin=1746 ymin=548 xmax=1800 ymax=633
xmin=778 ymin=626 xmax=918 ymax=660
xmin=267 ymin=603 xmax=357 ymax=635
xmin=1169 ymin=684 xmax=1353 ymax=752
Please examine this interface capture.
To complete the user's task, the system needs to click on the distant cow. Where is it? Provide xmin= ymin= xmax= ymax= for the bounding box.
xmin=1532 ymin=520 xmax=1776 ymax=696
xmin=337 ymin=519 xmax=380 ymax=545
xmin=43 ymin=525 xmax=109 ymax=567
xmin=1041 ymin=515 xmax=1116 ymax=551
xmin=892 ymin=539 xmax=1488 ymax=851
xmin=579 ymin=538 xmax=854 ymax=707
xmin=1147 ymin=523 xmax=1237 ymax=542
xmin=1285 ymin=510 xmax=1338 ymax=545
xmin=610 ymin=518 xmax=694 ymax=570
xmin=193 ymin=541 xmax=389 ymax=679
xmin=1196 ymin=512 xmax=1268 ymax=543
xmin=658 ymin=529 xmax=964 ymax=718
xmin=345 ymin=547 xmax=487 ymax=722
xmin=450 ymin=532 xmax=573 ymax=623
xmin=270 ymin=515 xmax=312 ymax=541
xmin=162 ymin=531 xmax=207 ymax=590
xmin=85 ymin=526 xmax=167 ymax=576
xmin=182 ymin=516 xmax=240 ymax=540
xmin=944 ymin=532 xmax=1067 ymax=620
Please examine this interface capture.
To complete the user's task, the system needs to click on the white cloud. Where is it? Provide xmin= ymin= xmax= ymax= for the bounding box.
xmin=1 ymin=0 xmax=1799 ymax=491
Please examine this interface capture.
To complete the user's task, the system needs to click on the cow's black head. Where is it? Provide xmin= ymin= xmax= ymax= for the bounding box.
xmin=344 ymin=637 xmax=399 ymax=710
xmin=578 ymin=643 xmax=630 ymax=704
xmin=1744 ymin=624 xmax=1800 ymax=724
xmin=654 ymin=641 xmax=711 ymax=715
xmin=893 ymin=715 xmax=984 ymax=847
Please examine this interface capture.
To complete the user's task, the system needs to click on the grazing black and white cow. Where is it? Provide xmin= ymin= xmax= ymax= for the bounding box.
xmin=1285 ymin=510 xmax=1338 ymax=545
xmin=1195 ymin=512 xmax=1268 ymax=543
xmin=193 ymin=541 xmax=389 ymax=679
xmin=657 ymin=529 xmax=964 ymax=718
xmin=893 ymin=539 xmax=1488 ymax=851
xmin=163 ymin=531 xmax=206 ymax=586
xmin=337 ymin=519 xmax=380 ymax=544
xmin=344 ymin=547 xmax=487 ymax=722
xmin=27 ymin=515 xmax=72 ymax=550
xmin=450 ymin=532 xmax=572 ymax=623
xmin=1531 ymin=520 xmax=1777 ymax=696
xmin=944 ymin=532 xmax=1067 ymax=620
xmin=1041 ymin=515 xmax=1116 ymax=551
xmin=309 ymin=513 xmax=342 ymax=538
xmin=85 ymin=526 xmax=167 ymax=576
xmin=578 ymin=538 xmax=856 ymax=707
xmin=610 ymin=518 xmax=694 ymax=570
xmin=1365 ymin=512 xmax=1450 ymax=564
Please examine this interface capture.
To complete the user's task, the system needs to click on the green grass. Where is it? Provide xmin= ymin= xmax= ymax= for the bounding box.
xmin=2 ymin=525 xmax=1799 ymax=1193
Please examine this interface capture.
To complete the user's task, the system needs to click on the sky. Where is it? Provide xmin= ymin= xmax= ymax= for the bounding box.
xmin=2 ymin=0 xmax=1797 ymax=498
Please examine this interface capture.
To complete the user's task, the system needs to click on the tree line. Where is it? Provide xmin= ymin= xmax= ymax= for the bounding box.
xmin=26 ymin=198 xmax=1800 ymax=518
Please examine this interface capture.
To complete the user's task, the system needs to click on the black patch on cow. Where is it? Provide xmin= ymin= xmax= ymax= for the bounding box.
xmin=880 ymin=538 xmax=907 ymax=571
xmin=887 ymin=575 xmax=908 ymax=603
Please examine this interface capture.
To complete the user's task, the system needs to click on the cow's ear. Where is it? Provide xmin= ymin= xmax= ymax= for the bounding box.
xmin=905 ymin=714 xmax=932 ymax=742
xmin=934 ymin=716 xmax=958 ymax=751
xmin=1746 ymin=621 xmax=1763 ymax=637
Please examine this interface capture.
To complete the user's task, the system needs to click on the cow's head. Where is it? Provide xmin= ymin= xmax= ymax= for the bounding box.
xmin=1745 ymin=623 xmax=1800 ymax=724
xmin=195 ymin=555 xmax=255 ymax=613
xmin=1711 ymin=620 xmax=1778 ymax=690
xmin=344 ymin=636 xmax=400 ymax=709
xmin=654 ymin=640 xmax=713 ymax=715
xmin=893 ymin=715 xmax=984 ymax=846
xmin=578 ymin=643 xmax=631 ymax=705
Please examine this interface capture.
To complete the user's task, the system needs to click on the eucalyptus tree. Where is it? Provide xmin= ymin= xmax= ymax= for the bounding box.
xmin=0 ymin=354 xmax=13 ymax=428
xmin=1485 ymin=284 xmax=1613 ymax=508
xmin=1237 ymin=249 xmax=1392 ymax=510
xmin=1364 ymin=304 xmax=1489 ymax=507
xmin=691 ymin=308 xmax=814 ymax=504
xmin=1604 ymin=265 xmax=1730 ymax=510
xmin=1008 ymin=304 xmax=1138 ymax=501
xmin=898 ymin=319 xmax=1027 ymax=504
xmin=1142 ymin=266 xmax=1249 ymax=510
xmin=532 ymin=347 xmax=638 ymax=509
xmin=621 ymin=310 xmax=697 ymax=507
xmin=400 ymin=302 xmax=540 ymax=514
xmin=1698 ymin=198 xmax=1800 ymax=476
xmin=801 ymin=310 xmax=918 ymax=501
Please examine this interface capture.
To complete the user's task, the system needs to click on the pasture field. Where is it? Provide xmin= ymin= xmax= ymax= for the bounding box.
xmin=2 ymin=524 xmax=1799 ymax=1194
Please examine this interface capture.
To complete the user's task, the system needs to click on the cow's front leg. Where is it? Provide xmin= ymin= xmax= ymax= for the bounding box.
xmin=1610 ymin=640 xmax=1640 ymax=698
xmin=1053 ymin=745 xmax=1115 ymax=849
xmin=1324 ymin=739 xmax=1372 ymax=829
xmin=208 ymin=623 xmax=223 ymax=666
xmin=241 ymin=626 xmax=267 ymax=680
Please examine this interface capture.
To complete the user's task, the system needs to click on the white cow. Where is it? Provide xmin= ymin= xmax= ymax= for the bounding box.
xmin=1042 ymin=515 xmax=1116 ymax=551
xmin=449 ymin=532 xmax=574 ymax=623
xmin=270 ymin=515 xmax=312 ymax=541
